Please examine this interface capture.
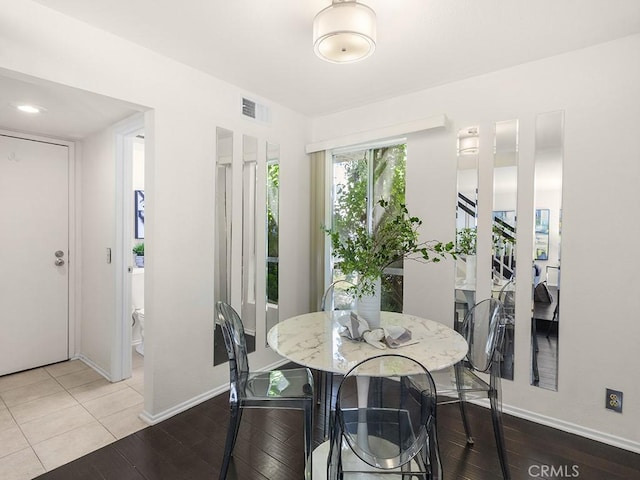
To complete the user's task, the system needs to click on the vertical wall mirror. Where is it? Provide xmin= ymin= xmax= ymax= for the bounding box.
xmin=214 ymin=127 xmax=234 ymax=365
xmin=454 ymin=127 xmax=479 ymax=328
xmin=265 ymin=142 xmax=280 ymax=340
xmin=242 ymin=135 xmax=258 ymax=355
xmin=531 ymin=111 xmax=564 ymax=390
xmin=492 ymin=119 xmax=519 ymax=380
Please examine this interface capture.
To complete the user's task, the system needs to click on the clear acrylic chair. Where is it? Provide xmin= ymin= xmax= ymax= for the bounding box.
xmin=498 ymin=280 xmax=515 ymax=323
xmin=497 ymin=280 xmax=515 ymax=379
xmin=215 ymin=301 xmax=314 ymax=480
xmin=433 ymin=298 xmax=510 ymax=479
xmin=318 ymin=279 xmax=355 ymax=437
xmin=327 ymin=354 xmax=442 ymax=479
xmin=319 ymin=279 xmax=355 ymax=312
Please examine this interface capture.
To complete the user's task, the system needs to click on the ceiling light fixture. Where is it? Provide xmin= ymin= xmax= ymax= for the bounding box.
xmin=16 ymin=104 xmax=44 ymax=114
xmin=313 ymin=0 xmax=376 ymax=64
xmin=458 ymin=127 xmax=479 ymax=155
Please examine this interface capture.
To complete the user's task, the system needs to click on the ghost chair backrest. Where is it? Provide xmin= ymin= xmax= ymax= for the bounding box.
xmin=328 ymin=354 xmax=441 ymax=478
xmin=460 ymin=298 xmax=505 ymax=373
xmin=216 ymin=301 xmax=250 ymax=404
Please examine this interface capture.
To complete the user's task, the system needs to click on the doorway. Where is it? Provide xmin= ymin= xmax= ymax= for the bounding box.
xmin=0 ymin=133 xmax=73 ymax=376
xmin=114 ymin=117 xmax=146 ymax=383
xmin=131 ymin=134 xmax=145 ymax=356
xmin=0 ymin=71 xmax=150 ymax=388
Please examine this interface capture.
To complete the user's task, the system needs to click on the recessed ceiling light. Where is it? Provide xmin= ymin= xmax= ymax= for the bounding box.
xmin=16 ymin=104 xmax=44 ymax=114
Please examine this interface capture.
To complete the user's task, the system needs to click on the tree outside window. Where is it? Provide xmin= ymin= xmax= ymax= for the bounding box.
xmin=266 ymin=162 xmax=279 ymax=304
xmin=331 ymin=143 xmax=407 ymax=312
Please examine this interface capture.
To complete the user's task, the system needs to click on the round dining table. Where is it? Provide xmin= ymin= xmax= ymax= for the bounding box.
xmin=267 ymin=310 xmax=468 ymax=480
xmin=267 ymin=310 xmax=468 ymax=375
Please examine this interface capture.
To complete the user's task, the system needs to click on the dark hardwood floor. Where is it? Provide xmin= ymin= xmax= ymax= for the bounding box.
xmin=533 ymin=329 xmax=558 ymax=390
xmin=35 ymin=367 xmax=640 ymax=480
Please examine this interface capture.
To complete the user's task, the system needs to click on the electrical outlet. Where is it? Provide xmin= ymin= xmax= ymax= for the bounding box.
xmin=606 ymin=388 xmax=623 ymax=413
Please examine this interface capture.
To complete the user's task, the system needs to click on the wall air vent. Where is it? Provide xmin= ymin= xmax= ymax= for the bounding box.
xmin=242 ymin=97 xmax=256 ymax=118
xmin=241 ymin=97 xmax=271 ymax=124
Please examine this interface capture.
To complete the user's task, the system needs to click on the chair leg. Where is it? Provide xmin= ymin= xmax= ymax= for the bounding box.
xmin=323 ymin=371 xmax=334 ymax=440
xmin=327 ymin=415 xmax=341 ymax=480
xmin=457 ymin=396 xmax=474 ymax=445
xmin=454 ymin=364 xmax=474 ymax=445
xmin=304 ymin=400 xmax=313 ymax=480
xmin=428 ymin=419 xmax=443 ymax=480
xmin=545 ymin=305 xmax=559 ymax=338
xmin=316 ymin=369 xmax=324 ymax=405
xmin=531 ymin=319 xmax=540 ymax=385
xmin=489 ymin=391 xmax=510 ymax=480
xmin=546 ymin=291 xmax=560 ymax=338
xmin=220 ymin=404 xmax=241 ymax=480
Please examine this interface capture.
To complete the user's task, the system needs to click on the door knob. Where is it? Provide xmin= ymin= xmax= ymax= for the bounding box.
xmin=55 ymin=258 xmax=65 ymax=266
xmin=55 ymin=250 xmax=65 ymax=258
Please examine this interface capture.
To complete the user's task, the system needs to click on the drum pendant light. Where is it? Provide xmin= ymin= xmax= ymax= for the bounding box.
xmin=313 ymin=0 xmax=376 ymax=64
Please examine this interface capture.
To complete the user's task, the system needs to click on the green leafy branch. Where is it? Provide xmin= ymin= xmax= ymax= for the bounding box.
xmin=326 ymin=199 xmax=456 ymax=298
xmin=456 ymin=227 xmax=477 ymax=256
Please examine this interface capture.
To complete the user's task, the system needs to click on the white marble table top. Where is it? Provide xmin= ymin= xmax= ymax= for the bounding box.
xmin=267 ymin=311 xmax=468 ymax=375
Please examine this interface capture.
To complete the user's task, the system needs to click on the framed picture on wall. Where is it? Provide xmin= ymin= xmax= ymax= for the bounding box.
xmin=135 ymin=190 xmax=145 ymax=239
xmin=534 ymin=209 xmax=549 ymax=260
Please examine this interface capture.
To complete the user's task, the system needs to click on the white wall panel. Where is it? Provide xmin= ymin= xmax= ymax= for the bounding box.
xmin=0 ymin=0 xmax=310 ymax=419
xmin=311 ymin=34 xmax=640 ymax=449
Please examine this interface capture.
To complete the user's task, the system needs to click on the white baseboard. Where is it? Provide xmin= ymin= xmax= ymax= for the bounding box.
xmin=139 ymin=384 xmax=228 ymax=425
xmin=139 ymin=357 xmax=290 ymax=425
xmin=468 ymin=399 xmax=640 ymax=454
xmin=77 ymin=354 xmax=113 ymax=382
xmin=501 ymin=403 xmax=640 ymax=454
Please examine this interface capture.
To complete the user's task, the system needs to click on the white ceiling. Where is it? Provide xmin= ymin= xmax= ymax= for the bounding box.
xmin=0 ymin=69 xmax=143 ymax=140
xmin=30 ymin=0 xmax=640 ymax=117
xmin=2 ymin=1 xmax=640 ymax=139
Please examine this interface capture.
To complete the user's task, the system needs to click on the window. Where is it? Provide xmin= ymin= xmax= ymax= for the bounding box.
xmin=266 ymin=145 xmax=279 ymax=306
xmin=329 ymin=141 xmax=407 ymax=312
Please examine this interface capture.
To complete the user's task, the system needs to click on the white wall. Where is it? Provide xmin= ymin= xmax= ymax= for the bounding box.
xmin=79 ymin=127 xmax=117 ymax=373
xmin=4 ymin=0 xmax=639 ymax=451
xmin=0 ymin=0 xmax=311 ymax=420
xmin=311 ymin=35 xmax=640 ymax=450
xmin=132 ymin=138 xmax=145 ymax=191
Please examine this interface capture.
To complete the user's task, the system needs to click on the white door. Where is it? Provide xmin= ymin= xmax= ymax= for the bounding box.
xmin=0 ymin=134 xmax=69 ymax=376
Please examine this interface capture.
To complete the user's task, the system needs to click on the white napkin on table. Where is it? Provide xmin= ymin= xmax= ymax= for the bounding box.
xmin=339 ymin=312 xmax=417 ymax=349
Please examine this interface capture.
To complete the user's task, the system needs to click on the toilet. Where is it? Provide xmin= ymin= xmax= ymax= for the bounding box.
xmin=133 ymin=308 xmax=145 ymax=355
xmin=132 ymin=268 xmax=145 ymax=355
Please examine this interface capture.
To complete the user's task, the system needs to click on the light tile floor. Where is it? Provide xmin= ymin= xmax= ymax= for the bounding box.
xmin=0 ymin=350 xmax=146 ymax=480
